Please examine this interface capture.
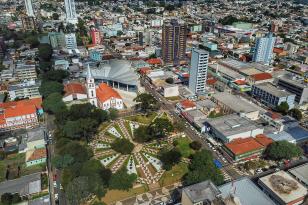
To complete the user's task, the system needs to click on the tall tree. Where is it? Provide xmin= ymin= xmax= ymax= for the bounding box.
xmin=134 ymin=93 xmax=159 ymax=112
xmin=38 ymin=43 xmax=53 ymax=61
xmin=276 ymin=102 xmax=289 ymax=115
xmin=265 ymin=141 xmax=303 ymax=160
xmin=66 ymin=176 xmax=91 ymax=205
xmin=109 ymin=168 xmax=137 ymax=191
xmin=39 ymin=81 xmax=64 ymax=98
xmin=42 ymin=93 xmax=66 ymax=114
xmin=288 ymin=108 xmax=303 ymax=121
xmin=159 ymin=148 xmax=182 ymax=170
xmin=149 ymin=118 xmax=174 ymax=138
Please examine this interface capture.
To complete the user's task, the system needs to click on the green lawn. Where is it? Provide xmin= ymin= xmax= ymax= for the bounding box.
xmin=102 ymin=185 xmax=148 ymax=204
xmin=166 ymin=96 xmax=181 ymax=101
xmin=0 ymin=153 xmax=46 ymax=182
xmin=175 ymin=137 xmax=194 ymax=158
xmin=113 ymin=124 xmax=125 ymax=138
xmin=125 ymin=113 xmax=157 ymax=124
xmin=159 ymin=162 xmax=188 ymax=187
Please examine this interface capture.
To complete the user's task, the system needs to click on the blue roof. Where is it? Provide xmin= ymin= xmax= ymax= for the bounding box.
xmin=213 ymin=159 xmax=223 ymax=169
xmin=268 ymin=126 xmax=308 ymax=143
xmin=286 ymin=127 xmax=308 ymax=141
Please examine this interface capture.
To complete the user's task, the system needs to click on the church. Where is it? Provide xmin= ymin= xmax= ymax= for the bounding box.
xmin=63 ymin=65 xmax=124 ymax=110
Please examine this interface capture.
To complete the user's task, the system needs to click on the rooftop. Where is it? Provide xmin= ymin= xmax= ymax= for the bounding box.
xmin=278 ymin=73 xmax=308 ymax=89
xmin=288 ymin=163 xmax=308 ymax=187
xmin=64 ymin=82 xmax=87 ymax=96
xmin=219 ymin=177 xmax=276 ymax=205
xmin=212 ymin=92 xmax=264 ymax=114
xmin=96 ymin=83 xmax=122 ymax=103
xmin=182 ymin=180 xmax=222 ymax=203
xmin=206 ymin=114 xmax=262 ymax=137
xmin=26 ymin=148 xmax=47 ymax=162
xmin=253 ymin=83 xmax=294 ymax=98
xmin=225 ymin=137 xmax=264 ymax=155
xmin=259 ymin=171 xmax=307 ymax=204
xmin=250 ymin=73 xmax=273 ymax=81
xmin=180 ymin=99 xmax=196 ymax=109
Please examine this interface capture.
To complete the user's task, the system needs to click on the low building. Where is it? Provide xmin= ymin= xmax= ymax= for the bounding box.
xmin=288 ymin=163 xmax=308 ymax=188
xmin=251 ymin=82 xmax=296 ymax=109
xmin=26 ymin=148 xmax=47 ymax=167
xmin=247 ymin=72 xmax=273 ymax=85
xmin=258 ymin=171 xmax=307 ymax=205
xmin=0 ymin=173 xmax=41 ymax=196
xmin=261 ymin=112 xmax=298 ymax=132
xmin=212 ymin=92 xmax=264 ymax=120
xmin=177 ymin=99 xmax=197 ymax=112
xmin=0 ymin=98 xmax=42 ymax=132
xmin=219 ymin=177 xmax=276 ymax=205
xmin=26 ymin=128 xmax=46 ymax=150
xmin=96 ymin=83 xmax=124 ymax=110
xmin=63 ymin=82 xmax=88 ymax=103
xmin=181 ymin=180 xmax=223 ymax=205
xmin=161 ymin=84 xmax=179 ymax=98
xmin=204 ymin=114 xmax=264 ymax=143
xmin=182 ymin=109 xmax=207 ymax=125
xmin=267 ymin=126 xmax=308 ymax=144
xmin=224 ymin=137 xmax=271 ymax=161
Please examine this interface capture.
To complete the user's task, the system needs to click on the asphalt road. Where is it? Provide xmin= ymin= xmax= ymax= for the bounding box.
xmin=140 ymin=77 xmax=242 ymax=180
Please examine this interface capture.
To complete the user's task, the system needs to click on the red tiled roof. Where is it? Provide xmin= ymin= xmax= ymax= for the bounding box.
xmin=255 ymin=134 xmax=273 ymax=147
xmin=234 ymin=79 xmax=246 ymax=85
xmin=139 ymin=67 xmax=151 ymax=74
xmin=96 ymin=83 xmax=122 ymax=103
xmin=180 ymin=99 xmax=196 ymax=109
xmin=0 ymin=98 xmax=42 ymax=122
xmin=266 ymin=111 xmax=282 ymax=120
xmin=250 ymin=73 xmax=272 ymax=81
xmin=64 ymin=83 xmax=86 ymax=96
xmin=27 ymin=148 xmax=46 ymax=161
xmin=146 ymin=58 xmax=162 ymax=65
xmin=225 ymin=137 xmax=264 ymax=155
xmin=273 ymin=47 xmax=284 ymax=54
xmin=207 ymin=79 xmax=217 ymax=85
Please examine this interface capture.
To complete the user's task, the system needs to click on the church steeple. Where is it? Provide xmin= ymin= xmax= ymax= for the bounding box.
xmin=86 ymin=64 xmax=97 ymax=107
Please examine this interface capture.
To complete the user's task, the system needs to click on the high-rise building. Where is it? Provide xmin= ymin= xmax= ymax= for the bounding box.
xmin=24 ymin=0 xmax=34 ymax=17
xmin=162 ymin=19 xmax=187 ymax=65
xmin=48 ymin=32 xmax=66 ymax=49
xmin=188 ymin=48 xmax=209 ymax=95
xmin=21 ymin=14 xmax=36 ymax=31
xmin=252 ymin=33 xmax=276 ymax=65
xmin=64 ymin=0 xmax=78 ymax=24
xmin=64 ymin=33 xmax=77 ymax=49
xmin=90 ymin=28 xmax=102 ymax=45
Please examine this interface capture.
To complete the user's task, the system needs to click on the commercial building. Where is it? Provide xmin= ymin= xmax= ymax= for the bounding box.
xmin=188 ymin=48 xmax=209 ymax=95
xmin=21 ymin=15 xmax=36 ymax=31
xmin=258 ymin=171 xmax=307 ymax=205
xmin=219 ymin=177 xmax=276 ymax=205
xmin=162 ymin=19 xmax=187 ymax=65
xmin=252 ymin=33 xmax=276 ymax=65
xmin=204 ymin=113 xmax=264 ymax=143
xmin=160 ymin=84 xmax=179 ymax=98
xmin=24 ymin=0 xmax=34 ymax=17
xmin=212 ymin=92 xmax=264 ymax=120
xmin=223 ymin=136 xmax=272 ymax=161
xmin=277 ymin=73 xmax=308 ymax=105
xmin=8 ymin=80 xmax=41 ymax=101
xmin=64 ymin=33 xmax=77 ymax=50
xmin=64 ymin=0 xmax=78 ymax=24
xmin=251 ymin=82 xmax=295 ymax=109
xmin=288 ymin=163 xmax=308 ymax=188
xmin=181 ymin=180 xmax=223 ymax=205
xmin=48 ymin=32 xmax=65 ymax=49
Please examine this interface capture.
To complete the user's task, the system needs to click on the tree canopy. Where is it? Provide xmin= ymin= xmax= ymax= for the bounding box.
xmin=39 ymin=80 xmax=64 ymax=98
xmin=159 ymin=148 xmax=182 ymax=170
xmin=134 ymin=93 xmax=159 ymax=112
xmin=109 ymin=168 xmax=137 ymax=191
xmin=43 ymin=70 xmax=69 ymax=82
xmin=189 ymin=141 xmax=202 ymax=151
xmin=276 ymin=102 xmax=289 ymax=115
xmin=111 ymin=138 xmax=135 ymax=154
xmin=42 ymin=93 xmax=66 ymax=114
xmin=38 ymin=43 xmax=53 ymax=61
xmin=265 ymin=141 xmax=303 ymax=160
xmin=288 ymin=108 xmax=303 ymax=121
xmin=184 ymin=149 xmax=224 ymax=186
